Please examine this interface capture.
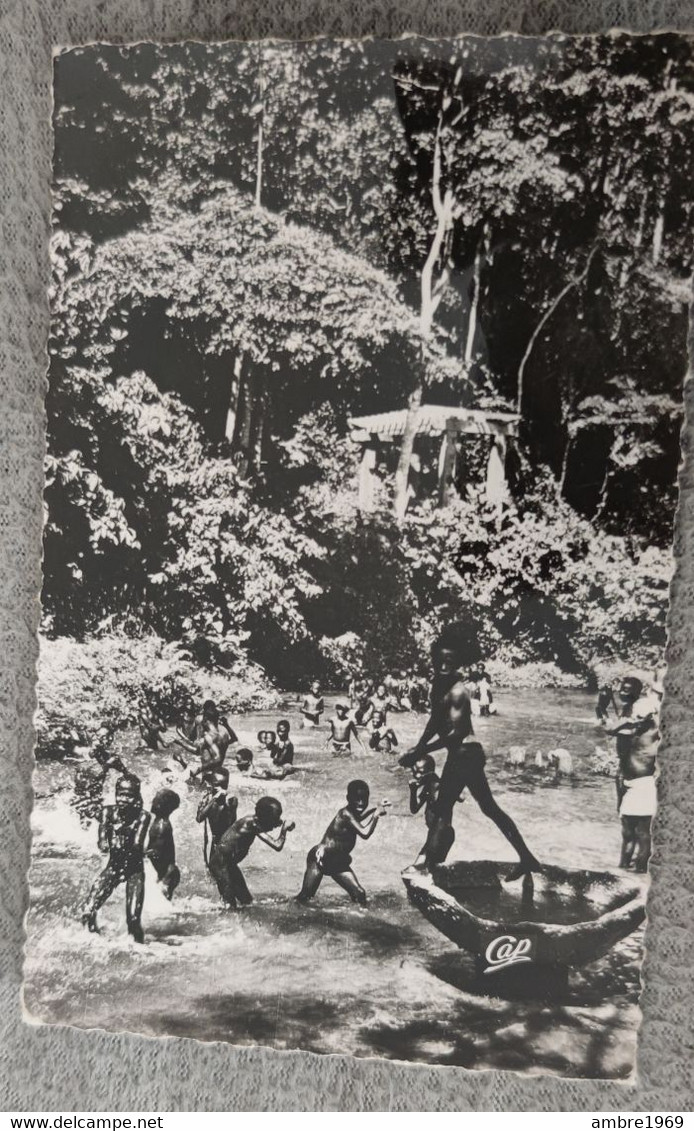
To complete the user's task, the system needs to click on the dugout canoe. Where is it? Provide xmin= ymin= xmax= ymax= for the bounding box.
xmin=402 ymin=860 xmax=646 ymax=971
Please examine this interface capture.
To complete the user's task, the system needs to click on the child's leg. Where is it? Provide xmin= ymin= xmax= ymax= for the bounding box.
xmin=633 ymin=816 xmax=652 ymax=873
xmin=332 ymin=869 xmax=367 ymax=906
xmin=209 ymin=853 xmax=237 ymax=908
xmin=159 ymin=863 xmax=181 ymax=900
xmin=171 ymin=746 xmax=188 ymax=769
xmin=125 ymin=869 xmax=145 ymax=942
xmin=227 ymin=862 xmax=253 ymax=905
xmin=425 ymin=819 xmax=455 ymax=867
xmin=620 ymin=816 xmax=637 ymax=868
xmin=83 ymin=861 xmax=122 ymax=928
xmin=296 ymin=848 xmax=323 ymax=902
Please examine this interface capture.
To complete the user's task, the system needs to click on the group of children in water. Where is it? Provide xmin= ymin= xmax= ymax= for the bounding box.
xmin=75 ymin=633 xmax=658 ymax=945
xmin=78 ymin=675 xmax=434 ymax=940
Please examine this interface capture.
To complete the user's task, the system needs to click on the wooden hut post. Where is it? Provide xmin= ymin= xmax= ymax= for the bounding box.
xmin=485 ymin=432 xmax=508 ymax=524
xmin=438 ymin=420 xmax=459 ymax=507
xmin=358 ymin=441 xmax=379 ymax=512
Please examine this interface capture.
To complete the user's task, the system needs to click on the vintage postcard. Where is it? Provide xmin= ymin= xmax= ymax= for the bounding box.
xmin=24 ymin=34 xmax=693 ymax=1077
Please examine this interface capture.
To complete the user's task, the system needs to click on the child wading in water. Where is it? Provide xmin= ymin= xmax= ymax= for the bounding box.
xmin=326 ymin=701 xmax=366 ymax=756
xmin=296 ymin=780 xmax=390 ymax=906
xmin=406 ymin=754 xmax=454 ymax=872
xmin=301 ymin=681 xmax=324 ymax=728
xmin=82 ymin=777 xmax=151 ymax=942
xmin=209 ymin=797 xmax=294 ymax=908
xmin=146 ymin=788 xmax=181 ymax=900
xmin=196 ymin=784 xmax=238 ymax=871
xmin=368 ymin=709 xmax=399 ymax=753
xmin=274 ymin=719 xmax=295 ymax=766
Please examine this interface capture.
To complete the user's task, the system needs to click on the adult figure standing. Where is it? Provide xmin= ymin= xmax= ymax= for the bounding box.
xmin=399 ymin=624 xmax=540 ymax=880
xmin=598 ymin=676 xmax=659 ymax=873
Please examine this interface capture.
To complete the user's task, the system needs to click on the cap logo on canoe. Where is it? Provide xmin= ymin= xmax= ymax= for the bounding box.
xmin=483 ymin=934 xmax=533 ymax=973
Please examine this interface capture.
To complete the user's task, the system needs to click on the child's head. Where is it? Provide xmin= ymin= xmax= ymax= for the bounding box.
xmin=213 ymin=767 xmax=230 ymax=790
xmin=236 ymin=747 xmax=253 ymax=771
xmin=371 ymin=709 xmax=385 ymax=727
xmin=255 ymin=796 xmax=283 ymax=832
xmin=335 ymin=700 xmax=349 ymax=719
xmin=376 ymin=683 xmax=386 ymax=697
xmin=257 ymin=730 xmax=276 ymax=749
xmin=202 ymin=699 xmax=218 ymax=722
xmin=115 ymin=777 xmax=142 ymax=813
xmin=619 ymin=676 xmax=643 ymax=705
xmin=412 ymin=754 xmax=436 ymax=781
xmin=277 ymin=719 xmax=290 ymax=738
xmin=346 ymin=779 xmax=369 ymax=815
xmin=150 ymin=787 xmax=181 ymax=818
xmin=432 ymin=622 xmax=481 ymax=675
xmin=311 ymin=680 xmax=321 ymax=695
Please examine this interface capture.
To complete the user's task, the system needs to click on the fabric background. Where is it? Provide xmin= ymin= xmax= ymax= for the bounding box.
xmin=2 ymin=0 xmax=694 ymax=1111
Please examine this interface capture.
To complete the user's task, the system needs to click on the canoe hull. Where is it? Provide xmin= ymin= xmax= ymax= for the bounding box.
xmin=403 ymin=860 xmax=646 ymax=979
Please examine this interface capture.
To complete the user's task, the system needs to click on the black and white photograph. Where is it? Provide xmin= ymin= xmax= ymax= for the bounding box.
xmin=24 ymin=33 xmax=693 ymax=1077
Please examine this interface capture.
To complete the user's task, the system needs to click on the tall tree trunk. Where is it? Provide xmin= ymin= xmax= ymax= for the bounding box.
xmin=652 ymin=198 xmax=665 ymax=265
xmin=237 ymin=367 xmax=257 ymax=477
xmin=394 ymin=112 xmax=453 ymax=525
xmin=225 ymin=352 xmax=244 ymax=444
xmin=516 ymin=244 xmax=598 ymax=416
xmin=252 ymin=374 xmax=267 ymax=473
xmin=464 ymin=223 xmax=488 ymax=367
xmin=254 ymin=51 xmax=265 ymax=211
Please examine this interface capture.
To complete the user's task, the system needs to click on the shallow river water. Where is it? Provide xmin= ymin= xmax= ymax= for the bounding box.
xmin=24 ymin=690 xmax=645 ymax=1078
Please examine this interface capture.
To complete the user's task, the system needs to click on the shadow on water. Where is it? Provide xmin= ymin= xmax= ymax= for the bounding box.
xmin=151 ymin=992 xmax=345 ymax=1052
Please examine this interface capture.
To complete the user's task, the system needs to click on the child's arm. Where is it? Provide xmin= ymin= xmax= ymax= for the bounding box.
xmin=399 ymin=711 xmax=442 ymax=766
xmin=350 ymin=722 xmax=367 ymax=755
xmin=409 ymin=782 xmax=426 ymax=814
xmin=219 ymin=717 xmax=238 ymax=743
xmin=324 ymin=721 xmax=335 ymax=749
xmin=173 ymin=730 xmax=199 ymax=759
xmin=346 ymin=803 xmax=390 ymax=839
xmin=146 ymin=816 xmax=165 ymax=858
xmin=135 ymin=811 xmax=151 ymax=852
xmin=97 ymin=806 xmax=113 ymax=853
xmin=257 ymin=820 xmax=295 ymax=852
xmin=196 ymin=795 xmax=215 ymax=823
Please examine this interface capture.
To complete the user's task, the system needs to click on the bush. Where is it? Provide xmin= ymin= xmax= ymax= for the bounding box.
xmin=35 ymin=632 xmax=280 ymax=758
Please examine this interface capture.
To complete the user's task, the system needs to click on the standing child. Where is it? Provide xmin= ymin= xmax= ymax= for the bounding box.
xmin=209 ymin=797 xmax=294 ymax=908
xmin=146 ymin=788 xmax=181 ymax=900
xmin=405 ymin=754 xmax=455 ymax=872
xmin=368 ymin=709 xmax=399 ymax=753
xmin=81 ymin=777 xmax=151 ymax=942
xmin=274 ymin=720 xmax=295 ymax=767
xmin=196 ymin=785 xmax=238 ymax=872
xmin=301 ymin=681 xmax=325 ymax=728
xmin=296 ymin=780 xmax=390 ymax=905
xmin=326 ymin=701 xmax=366 ymax=756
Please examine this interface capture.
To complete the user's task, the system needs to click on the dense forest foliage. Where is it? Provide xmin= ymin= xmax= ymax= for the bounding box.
xmin=44 ymin=35 xmax=693 ymax=702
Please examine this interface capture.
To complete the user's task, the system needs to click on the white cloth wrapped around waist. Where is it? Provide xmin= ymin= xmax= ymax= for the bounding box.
xmin=620 ymin=774 xmax=657 ymax=817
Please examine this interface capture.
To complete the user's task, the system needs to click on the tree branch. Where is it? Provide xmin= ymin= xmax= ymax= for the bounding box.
xmin=516 ymin=242 xmax=600 ymax=414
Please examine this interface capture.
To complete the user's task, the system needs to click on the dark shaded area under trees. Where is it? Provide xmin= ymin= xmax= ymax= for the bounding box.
xmin=44 ymin=35 xmax=692 ymax=689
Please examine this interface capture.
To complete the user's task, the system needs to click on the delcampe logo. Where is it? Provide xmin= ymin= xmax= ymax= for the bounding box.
xmin=483 ymin=934 xmax=533 ymax=974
